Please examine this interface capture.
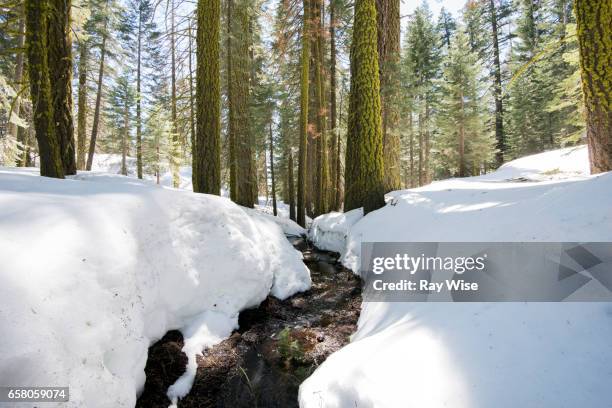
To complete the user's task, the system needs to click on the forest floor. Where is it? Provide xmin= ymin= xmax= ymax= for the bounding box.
xmin=136 ymin=235 xmax=362 ymax=407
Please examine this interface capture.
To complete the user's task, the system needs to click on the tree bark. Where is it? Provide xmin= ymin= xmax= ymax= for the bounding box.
xmin=328 ymin=0 xmax=338 ymax=210
xmin=188 ymin=20 xmax=196 ymax=174
xmin=48 ymin=0 xmax=76 ymax=174
xmin=344 ymin=0 xmax=385 ymax=213
xmin=170 ymin=0 xmax=180 ymax=187
xmin=313 ymin=0 xmax=328 ymax=215
xmin=25 ymin=0 xmax=64 ymax=178
xmin=122 ymin=87 xmax=129 ymax=176
xmin=194 ymin=0 xmax=222 ymax=194
xmin=489 ymin=0 xmax=505 ymax=167
xmin=228 ymin=0 xmax=255 ymax=207
xmin=297 ymin=0 xmax=311 ymax=226
xmin=86 ymin=33 xmax=107 ymax=171
xmin=9 ymin=9 xmax=25 ymax=152
xmin=269 ymin=122 xmax=277 ymax=216
xmin=227 ymin=0 xmax=237 ymax=201
xmin=136 ymin=4 xmax=143 ymax=179
xmin=377 ymin=0 xmax=401 ymax=192
xmin=575 ymin=0 xmax=611 ymax=173
xmin=288 ymin=149 xmax=296 ymax=221
xmin=76 ymin=41 xmax=88 ymax=170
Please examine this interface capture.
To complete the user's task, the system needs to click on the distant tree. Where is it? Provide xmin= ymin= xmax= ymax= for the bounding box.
xmin=436 ymin=29 xmax=495 ymax=177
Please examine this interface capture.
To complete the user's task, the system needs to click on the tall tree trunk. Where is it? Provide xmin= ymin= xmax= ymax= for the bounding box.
xmin=288 ymin=149 xmax=296 ymax=221
xmin=25 ymin=0 xmax=64 ymax=178
xmin=228 ymin=0 xmax=255 ymax=207
xmin=194 ymin=0 xmax=221 ymax=194
xmin=329 ymin=0 xmax=338 ymax=210
xmin=409 ymin=111 xmax=414 ymax=187
xmin=170 ymin=0 xmax=180 ymax=187
xmin=188 ymin=20 xmax=196 ymax=166
xmin=48 ymin=0 xmax=76 ymax=175
xmin=269 ymin=122 xmax=277 ymax=216
xmin=489 ymin=0 xmax=505 ymax=167
xmin=313 ymin=0 xmax=328 ymax=215
xmin=459 ymin=90 xmax=466 ymax=177
xmin=334 ymin=86 xmax=343 ymax=209
xmin=136 ymin=5 xmax=143 ymax=179
xmin=575 ymin=0 xmax=611 ymax=173
xmin=297 ymin=0 xmax=311 ymax=227
xmin=9 ymin=9 xmax=25 ymax=152
xmin=122 ymin=90 xmax=128 ymax=176
xmin=86 ymin=34 xmax=107 ymax=171
xmin=76 ymin=41 xmax=88 ymax=170
xmin=418 ymin=110 xmax=423 ymax=186
xmin=227 ymin=0 xmax=237 ymax=201
xmin=344 ymin=0 xmax=385 ymax=213
xmin=377 ymin=0 xmax=401 ymax=192
xmin=424 ymin=104 xmax=431 ymax=184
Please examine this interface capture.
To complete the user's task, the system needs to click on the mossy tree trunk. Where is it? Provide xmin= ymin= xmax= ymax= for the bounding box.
xmin=344 ymin=0 xmax=385 ymax=213
xmin=297 ymin=0 xmax=311 ymax=227
xmin=377 ymin=0 xmax=401 ymax=192
xmin=25 ymin=0 xmax=64 ymax=178
xmin=194 ymin=0 xmax=221 ymax=194
xmin=575 ymin=0 xmax=611 ymax=173
xmin=48 ymin=0 xmax=76 ymax=175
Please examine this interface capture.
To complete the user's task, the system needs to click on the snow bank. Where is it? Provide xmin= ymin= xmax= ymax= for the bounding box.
xmin=0 ymin=167 xmax=310 ymax=407
xmin=308 ymin=208 xmax=363 ymax=253
xmin=299 ymin=145 xmax=612 ymax=408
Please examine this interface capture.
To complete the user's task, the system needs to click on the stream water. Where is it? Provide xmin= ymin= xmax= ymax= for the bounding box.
xmin=136 ymin=236 xmax=362 ymax=408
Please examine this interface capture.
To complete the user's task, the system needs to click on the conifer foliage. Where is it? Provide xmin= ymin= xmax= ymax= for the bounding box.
xmin=0 ymin=0 xmax=606 ymax=215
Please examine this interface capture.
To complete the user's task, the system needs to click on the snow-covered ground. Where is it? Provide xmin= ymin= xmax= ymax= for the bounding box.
xmin=300 ymin=145 xmax=612 ymax=408
xmin=92 ymin=154 xmax=305 ymax=232
xmin=0 ymin=167 xmax=310 ymax=407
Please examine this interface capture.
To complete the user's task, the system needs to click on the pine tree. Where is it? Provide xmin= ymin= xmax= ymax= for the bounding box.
xmin=488 ymin=0 xmax=506 ymax=166
xmin=104 ymin=72 xmax=134 ymax=175
xmin=506 ymin=0 xmax=556 ymax=157
xmin=402 ymin=4 xmax=440 ymax=186
xmin=436 ymin=29 xmax=494 ymax=177
xmin=194 ymin=0 xmax=221 ymax=194
xmin=344 ymin=0 xmax=385 ymax=213
xmin=575 ymin=0 xmax=611 ymax=173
